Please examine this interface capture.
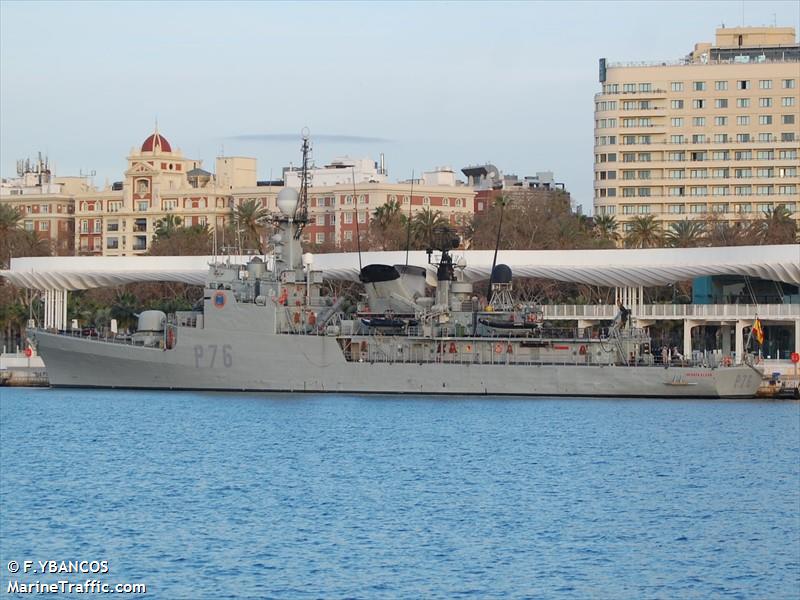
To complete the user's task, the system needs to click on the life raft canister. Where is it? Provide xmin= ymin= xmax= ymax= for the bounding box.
xmin=308 ymin=312 xmax=317 ymax=326
xmin=579 ymin=345 xmax=587 ymax=355
xmin=449 ymin=342 xmax=457 ymax=354
xmin=166 ymin=328 xmax=175 ymax=350
xmin=495 ymin=343 xmax=503 ymax=354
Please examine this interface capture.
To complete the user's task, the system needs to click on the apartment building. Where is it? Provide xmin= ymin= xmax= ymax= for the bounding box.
xmin=594 ymin=26 xmax=799 ymax=233
xmin=0 ymin=156 xmax=89 ymax=255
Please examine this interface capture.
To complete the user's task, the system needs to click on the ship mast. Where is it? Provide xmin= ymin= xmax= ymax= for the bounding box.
xmin=293 ymin=127 xmax=312 ymax=239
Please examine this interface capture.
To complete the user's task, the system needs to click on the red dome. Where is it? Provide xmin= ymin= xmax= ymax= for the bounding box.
xmin=141 ymin=132 xmax=172 ymax=153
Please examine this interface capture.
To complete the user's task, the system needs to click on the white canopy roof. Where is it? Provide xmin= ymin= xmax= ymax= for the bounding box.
xmin=2 ymin=245 xmax=798 ymax=290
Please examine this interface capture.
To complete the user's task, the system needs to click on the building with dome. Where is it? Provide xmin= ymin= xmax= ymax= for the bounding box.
xmin=73 ymin=129 xmax=258 ymax=255
xmin=3 ymin=129 xmax=476 ymax=257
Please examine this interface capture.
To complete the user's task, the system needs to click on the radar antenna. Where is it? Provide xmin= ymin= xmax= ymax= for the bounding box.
xmin=293 ymin=127 xmax=312 ymax=239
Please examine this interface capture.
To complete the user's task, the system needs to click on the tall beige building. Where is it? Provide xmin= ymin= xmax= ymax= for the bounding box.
xmin=593 ymin=26 xmax=799 ymax=234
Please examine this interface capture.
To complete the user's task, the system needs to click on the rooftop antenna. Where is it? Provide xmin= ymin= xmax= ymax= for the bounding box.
xmin=352 ymin=167 xmax=362 ymax=271
xmin=404 ymin=170 xmax=414 ymax=267
xmin=293 ymin=127 xmax=311 ymax=239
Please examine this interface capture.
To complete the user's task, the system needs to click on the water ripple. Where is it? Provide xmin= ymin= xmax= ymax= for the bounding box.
xmin=1 ymin=389 xmax=798 ymax=599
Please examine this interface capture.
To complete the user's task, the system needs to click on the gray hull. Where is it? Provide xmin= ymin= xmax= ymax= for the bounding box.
xmin=34 ymin=330 xmax=763 ymax=399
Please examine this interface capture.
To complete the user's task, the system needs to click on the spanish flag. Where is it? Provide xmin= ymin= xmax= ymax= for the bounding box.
xmin=752 ymin=318 xmax=765 ymax=345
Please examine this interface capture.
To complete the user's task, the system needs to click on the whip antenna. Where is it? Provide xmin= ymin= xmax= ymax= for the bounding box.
xmin=352 ymin=167 xmax=362 ymax=271
xmin=404 ymin=170 xmax=414 ymax=267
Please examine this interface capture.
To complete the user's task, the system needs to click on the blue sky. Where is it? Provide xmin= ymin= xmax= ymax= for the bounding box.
xmin=1 ymin=0 xmax=798 ymax=213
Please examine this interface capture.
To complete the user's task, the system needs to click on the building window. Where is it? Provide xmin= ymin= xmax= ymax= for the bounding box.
xmin=692 ymin=99 xmax=705 ymax=109
xmin=137 ymin=201 xmax=148 ymax=211
xmin=714 ymin=134 xmax=729 ymax=143
xmin=759 ymin=80 xmax=772 ymax=89
xmin=344 ymin=230 xmax=353 ymax=241
xmin=736 ymin=98 xmax=750 ymax=108
xmin=136 ymin=179 xmax=149 ymax=194
xmin=711 ymin=203 xmax=729 ymax=213
xmin=759 ymin=97 xmax=772 ymax=107
xmin=782 ymin=79 xmax=796 ymax=89
xmin=715 ymin=81 xmax=728 ymax=91
xmin=693 ymin=81 xmax=706 ymax=91
xmin=736 ymin=134 xmax=751 ymax=143
xmin=637 ymin=187 xmax=650 ymax=197
xmin=622 ymin=188 xmax=636 ymax=197
xmin=668 ymin=151 xmax=685 ymax=161
xmin=671 ymin=82 xmax=683 ymax=92
xmin=712 ymin=152 xmax=729 ymax=161
xmin=622 ymin=153 xmax=636 ymax=163
xmin=690 ymin=204 xmax=706 ymax=213
xmin=668 ymin=186 xmax=685 ymax=197
xmin=782 ymin=97 xmax=796 ymax=107
xmin=782 ymin=114 xmax=795 ymax=124
xmin=692 ymin=134 xmax=705 ymax=143
xmin=759 ymin=115 xmax=772 ymax=125
xmin=692 ymin=117 xmax=705 ymax=127
xmin=623 ymin=83 xmax=636 ymax=93
xmin=358 ymin=212 xmax=367 ymax=224
xmin=756 ymin=186 xmax=773 ymax=196
xmin=671 ymin=100 xmax=684 ymax=109
xmin=757 ymin=133 xmax=772 ymax=142
xmin=671 ymin=117 xmax=683 ymax=127
xmin=715 ymin=98 xmax=728 ymax=109
xmin=781 ymin=132 xmax=796 ymax=142
xmin=668 ymin=204 xmax=685 ymax=214
xmin=316 ymin=233 xmax=325 ymax=244
xmin=778 ymin=150 xmax=797 ymax=159
xmin=712 ymin=168 xmax=730 ymax=178
xmin=107 ymin=221 xmax=119 ymax=232
xmin=714 ymin=116 xmax=727 ymax=126
xmin=737 ymin=80 xmax=750 ymax=90
xmin=736 ymin=115 xmax=750 ymax=125
xmin=80 ymin=220 xmax=88 ymax=233
xmin=106 ymin=238 xmax=119 ymax=249
xmin=712 ymin=186 xmax=728 ymax=196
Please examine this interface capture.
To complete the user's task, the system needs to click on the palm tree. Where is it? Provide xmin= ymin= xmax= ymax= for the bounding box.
xmin=372 ymin=199 xmax=402 ymax=229
xmin=0 ymin=205 xmax=22 ymax=234
xmin=624 ymin=215 xmax=662 ymax=248
xmin=154 ymin=214 xmax=182 ymax=239
xmin=593 ymin=214 xmax=620 ymax=244
xmin=411 ymin=207 xmax=449 ymax=249
xmin=232 ymin=199 xmax=269 ymax=252
xmin=664 ymin=219 xmax=707 ymax=248
xmin=756 ymin=205 xmax=797 ymax=245
xmin=111 ymin=292 xmax=138 ymax=332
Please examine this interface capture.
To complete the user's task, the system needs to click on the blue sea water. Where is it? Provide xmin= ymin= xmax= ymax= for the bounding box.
xmin=1 ymin=388 xmax=798 ymax=599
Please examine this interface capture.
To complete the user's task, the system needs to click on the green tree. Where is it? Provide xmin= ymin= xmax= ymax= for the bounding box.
xmin=149 ymin=224 xmax=213 ymax=256
xmin=369 ymin=199 xmax=408 ymax=250
xmin=154 ymin=213 xmax=182 ymax=239
xmin=411 ymin=207 xmax=449 ymax=249
xmin=593 ymin=214 xmax=621 ymax=244
xmin=664 ymin=219 xmax=707 ymax=248
xmin=0 ymin=205 xmax=51 ymax=268
xmin=232 ymin=199 xmax=269 ymax=252
xmin=624 ymin=215 xmax=662 ymax=248
xmin=755 ymin=205 xmax=797 ymax=245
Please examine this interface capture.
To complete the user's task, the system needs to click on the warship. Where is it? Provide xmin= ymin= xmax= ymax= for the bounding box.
xmin=32 ymin=139 xmax=763 ymax=398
